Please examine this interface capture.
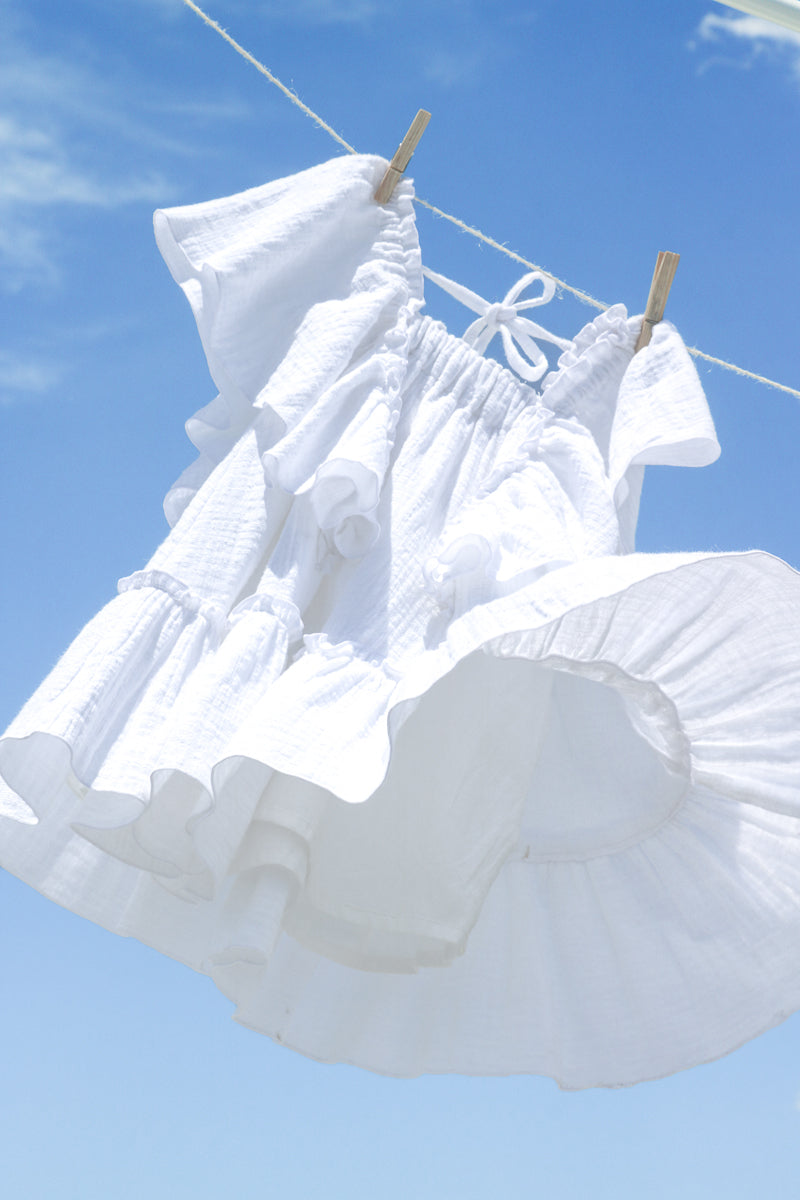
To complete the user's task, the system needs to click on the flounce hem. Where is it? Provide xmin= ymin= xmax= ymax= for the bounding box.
xmin=4 ymin=548 xmax=799 ymax=849
xmin=2 ymin=549 xmax=800 ymax=1049
xmin=217 ymin=782 xmax=800 ymax=1088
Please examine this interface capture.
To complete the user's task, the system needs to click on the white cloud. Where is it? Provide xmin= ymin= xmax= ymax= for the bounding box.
xmin=0 ymin=221 xmax=58 ymax=292
xmin=694 ymin=11 xmax=800 ymax=81
xmin=250 ymin=0 xmax=384 ymax=24
xmin=0 ymin=6 xmax=251 ymax=290
xmin=0 ymin=350 xmax=63 ymax=404
xmin=423 ymin=49 xmax=486 ymax=89
xmin=83 ymin=0 xmax=187 ymax=19
xmin=698 ymin=12 xmax=800 ymax=48
xmin=0 ymin=27 xmax=171 ymax=288
xmin=293 ymin=0 xmax=381 ymax=20
xmin=156 ymin=98 xmax=252 ymax=121
xmin=137 ymin=0 xmax=187 ymax=14
xmin=0 ymin=116 xmax=167 ymax=209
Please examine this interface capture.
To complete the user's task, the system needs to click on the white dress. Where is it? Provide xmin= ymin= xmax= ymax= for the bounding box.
xmin=2 ymin=153 xmax=800 ymax=1089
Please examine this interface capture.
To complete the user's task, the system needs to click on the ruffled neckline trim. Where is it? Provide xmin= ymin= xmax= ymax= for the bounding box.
xmin=540 ymin=303 xmax=637 ymax=412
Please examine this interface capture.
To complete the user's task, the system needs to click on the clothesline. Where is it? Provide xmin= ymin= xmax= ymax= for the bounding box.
xmin=180 ymin=0 xmax=800 ymax=404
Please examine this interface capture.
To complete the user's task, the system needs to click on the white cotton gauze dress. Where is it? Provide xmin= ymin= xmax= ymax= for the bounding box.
xmin=2 ymin=153 xmax=800 ymax=1090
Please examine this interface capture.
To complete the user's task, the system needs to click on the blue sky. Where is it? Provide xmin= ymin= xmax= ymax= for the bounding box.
xmin=2 ymin=1 xmax=800 ymax=1196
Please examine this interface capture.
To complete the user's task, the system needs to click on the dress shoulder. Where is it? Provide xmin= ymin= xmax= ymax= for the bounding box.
xmin=155 ymin=155 xmax=424 ymax=532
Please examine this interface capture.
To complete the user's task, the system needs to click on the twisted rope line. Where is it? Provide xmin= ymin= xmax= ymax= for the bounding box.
xmin=180 ymin=0 xmax=800 ymax=402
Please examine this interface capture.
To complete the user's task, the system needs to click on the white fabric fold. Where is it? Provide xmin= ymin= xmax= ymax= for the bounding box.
xmin=2 ymin=153 xmax=798 ymax=1089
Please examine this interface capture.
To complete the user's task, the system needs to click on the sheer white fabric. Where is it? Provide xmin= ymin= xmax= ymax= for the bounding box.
xmin=2 ymin=153 xmax=800 ymax=1089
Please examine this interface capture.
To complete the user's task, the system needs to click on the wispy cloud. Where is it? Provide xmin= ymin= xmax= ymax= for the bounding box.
xmin=0 ymin=349 xmax=64 ymax=405
xmin=95 ymin=0 xmax=385 ymax=29
xmin=0 ymin=221 xmax=58 ymax=292
xmin=154 ymin=98 xmax=252 ymax=121
xmin=0 ymin=116 xmax=167 ymax=209
xmin=0 ymin=26 xmax=166 ymax=289
xmin=0 ymin=7 xmax=249 ymax=291
xmin=244 ymin=0 xmax=384 ymax=25
xmin=693 ymin=11 xmax=800 ymax=82
xmin=698 ymin=11 xmax=800 ymax=48
xmin=423 ymin=48 xmax=487 ymax=89
xmin=81 ymin=0 xmax=188 ymax=19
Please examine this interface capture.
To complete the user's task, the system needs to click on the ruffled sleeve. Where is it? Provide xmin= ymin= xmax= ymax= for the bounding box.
xmin=542 ymin=306 xmax=720 ymax=550
xmin=154 ymin=155 xmax=424 ymax=547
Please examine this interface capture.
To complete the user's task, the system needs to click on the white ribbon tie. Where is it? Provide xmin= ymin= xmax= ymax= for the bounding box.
xmin=423 ymin=267 xmax=575 ymax=383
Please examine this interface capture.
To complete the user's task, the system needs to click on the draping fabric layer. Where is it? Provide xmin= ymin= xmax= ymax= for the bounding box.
xmin=2 ymin=154 xmax=799 ymax=1089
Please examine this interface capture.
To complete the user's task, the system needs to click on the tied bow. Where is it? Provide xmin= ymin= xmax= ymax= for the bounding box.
xmin=423 ymin=268 xmax=574 ymax=383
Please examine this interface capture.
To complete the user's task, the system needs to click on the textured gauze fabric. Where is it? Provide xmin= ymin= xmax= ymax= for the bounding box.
xmin=2 ymin=154 xmax=800 ymax=1089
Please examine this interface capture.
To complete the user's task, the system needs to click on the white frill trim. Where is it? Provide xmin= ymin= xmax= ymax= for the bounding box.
xmin=157 ymin=158 xmax=423 ymax=567
xmin=3 ymin=549 xmax=800 ymax=1077
xmin=544 ymin=302 xmax=638 ymax=386
xmin=120 ymin=568 xmax=304 ymax=644
xmin=236 ymin=782 xmax=800 ymax=1089
xmin=542 ymin=302 xmax=635 ymax=402
xmin=220 ymin=550 xmax=800 ymax=1086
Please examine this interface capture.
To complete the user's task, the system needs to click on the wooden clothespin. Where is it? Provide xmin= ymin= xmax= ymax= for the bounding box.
xmin=634 ymin=251 xmax=680 ymax=352
xmin=374 ymin=110 xmax=431 ymax=204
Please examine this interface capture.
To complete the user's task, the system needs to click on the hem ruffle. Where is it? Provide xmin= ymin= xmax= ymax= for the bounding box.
xmin=2 ymin=549 xmax=800 ymax=1085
